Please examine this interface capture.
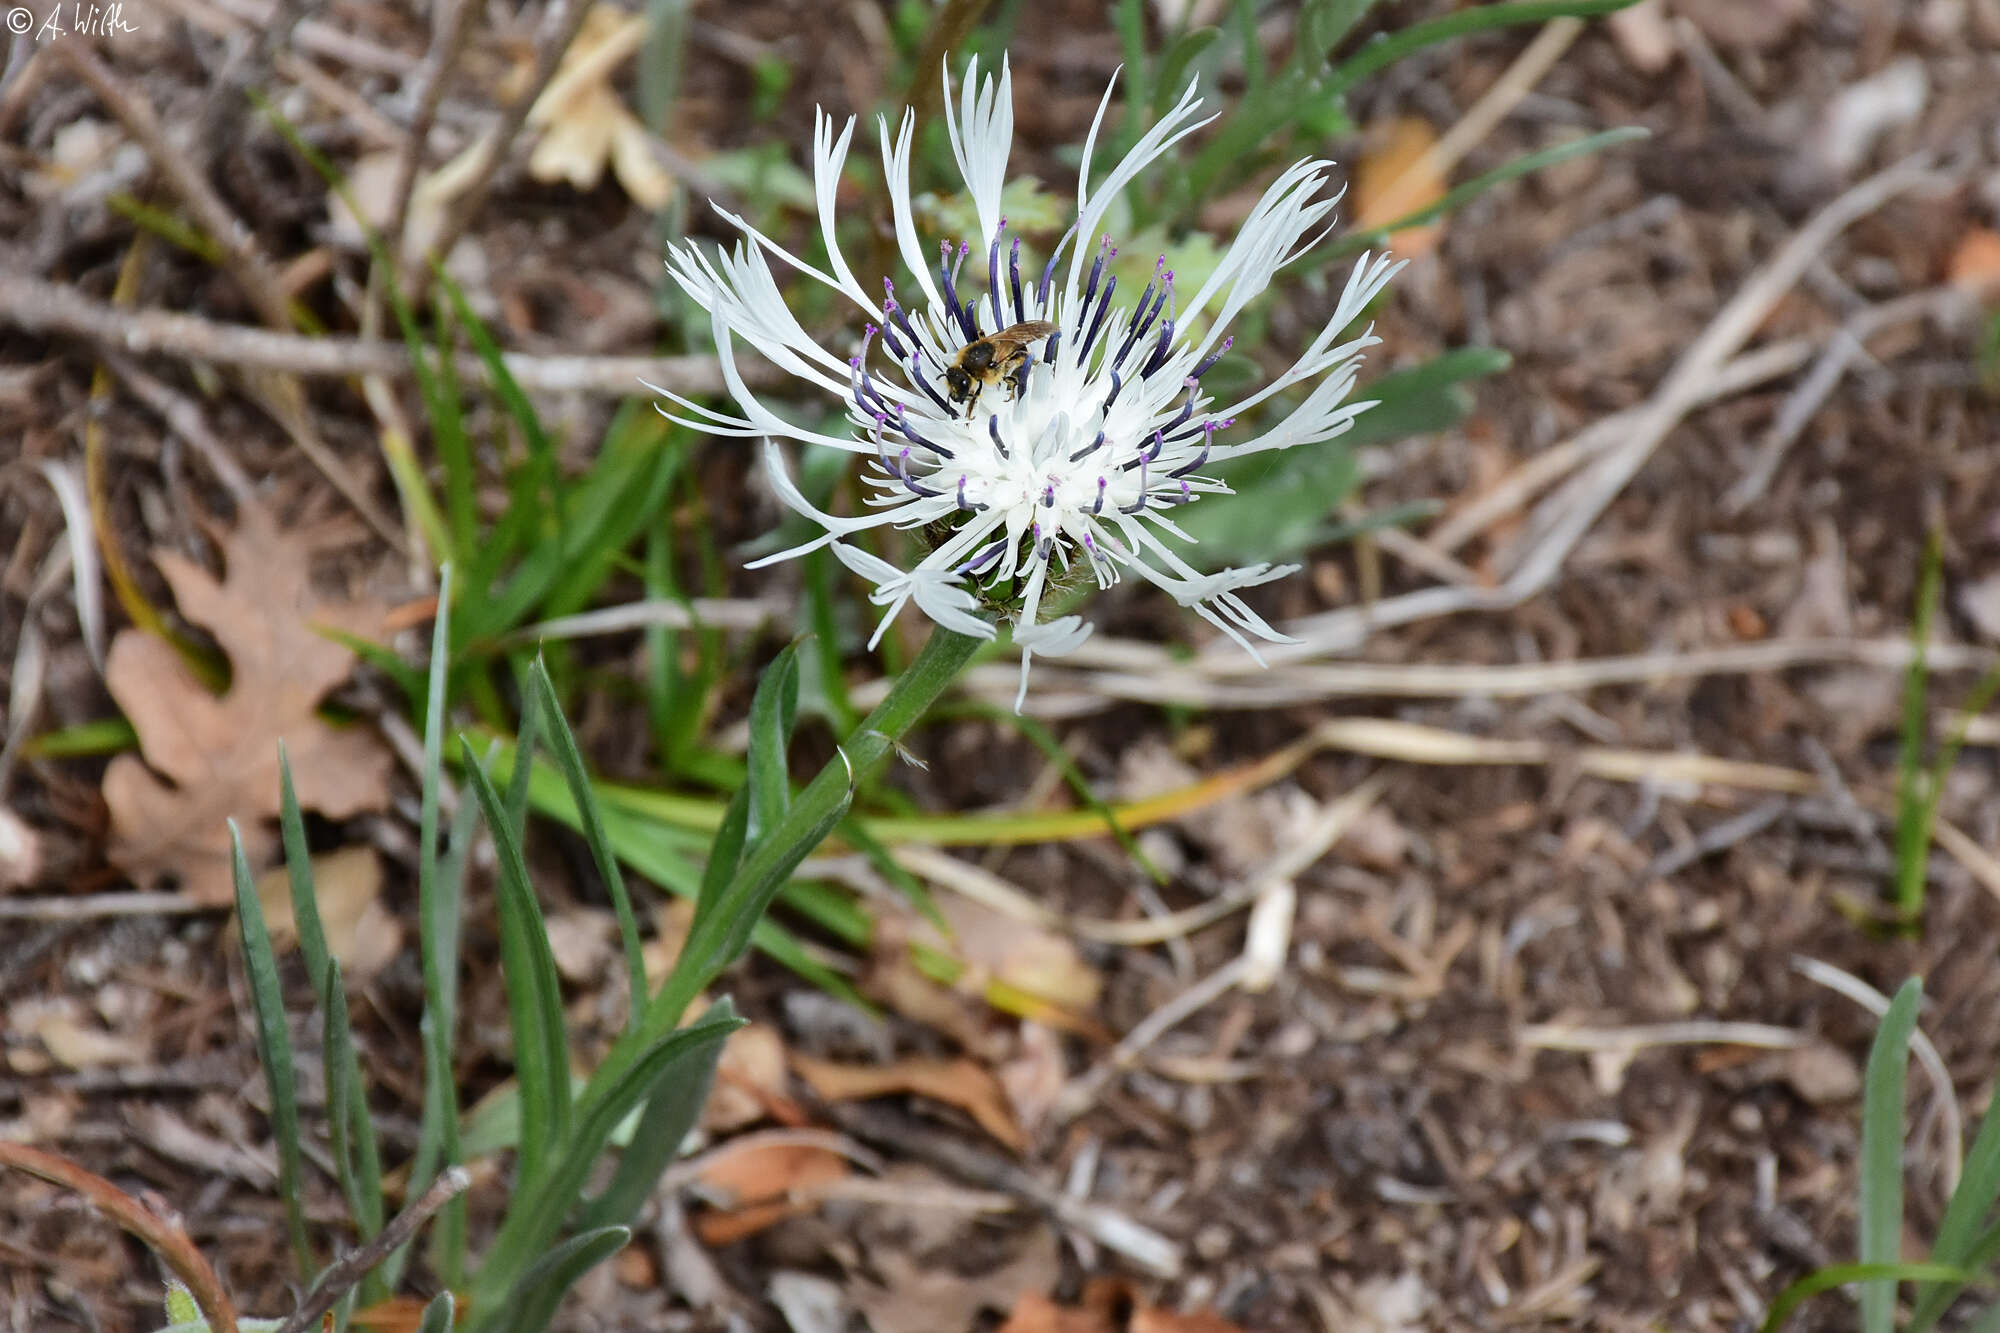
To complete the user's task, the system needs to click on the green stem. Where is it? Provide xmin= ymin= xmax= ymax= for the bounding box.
xmin=465 ymin=626 xmax=982 ymax=1327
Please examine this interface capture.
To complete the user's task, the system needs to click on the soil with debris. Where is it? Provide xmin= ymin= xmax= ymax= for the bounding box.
xmin=5 ymin=2 xmax=2000 ymax=1331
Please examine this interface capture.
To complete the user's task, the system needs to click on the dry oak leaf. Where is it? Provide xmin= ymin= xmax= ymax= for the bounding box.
xmin=103 ymin=502 xmax=391 ymax=904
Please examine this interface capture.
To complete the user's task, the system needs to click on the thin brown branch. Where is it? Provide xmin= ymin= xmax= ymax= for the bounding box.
xmin=49 ymin=41 xmax=295 ymax=334
xmin=0 ymin=1142 xmax=240 ymax=1333
xmin=272 ymin=1166 xmax=472 ymax=1333
xmin=372 ymin=0 xmax=485 ymax=331
xmin=0 ymin=269 xmax=771 ymax=396
xmin=414 ymin=0 xmax=594 ymax=298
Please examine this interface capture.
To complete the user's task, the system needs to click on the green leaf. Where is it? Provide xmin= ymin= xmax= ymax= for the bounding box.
xmin=504 ymin=658 xmax=544 ymax=846
xmin=275 ymin=746 xmax=331 ymax=997
xmin=690 ymin=785 xmax=751 ymax=941
xmin=574 ymin=1002 xmax=729 ymax=1230
xmin=1764 ymin=1262 xmax=1985 ymax=1333
xmin=465 ymin=1008 xmax=742 ymax=1331
xmin=1860 ymin=978 xmax=1924 ymax=1333
xmin=1912 ymin=1065 xmax=2000 ymax=1329
xmin=1152 ymin=28 xmax=1220 ymax=119
xmin=320 ymin=957 xmax=387 ymax=1306
xmin=501 ymin=1226 xmax=633 ymax=1332
xmin=1324 ymin=0 xmax=1641 ymax=100
xmin=402 ymin=566 xmax=466 ymax=1290
xmin=747 ymin=642 xmax=802 ymax=840
xmin=229 ymin=821 xmax=313 ymax=1274
xmin=460 ymin=737 xmax=572 ymax=1193
xmin=417 ymin=1292 xmax=456 ymax=1333
xmin=530 ymin=657 xmax=649 ymax=1036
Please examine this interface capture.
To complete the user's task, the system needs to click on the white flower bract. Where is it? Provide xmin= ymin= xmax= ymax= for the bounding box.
xmin=654 ymin=58 xmax=1404 ymax=707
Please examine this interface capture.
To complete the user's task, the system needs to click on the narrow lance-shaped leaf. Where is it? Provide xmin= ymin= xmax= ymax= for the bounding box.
xmin=230 ymin=820 xmax=313 ymax=1274
xmin=530 ymin=656 xmax=648 ymax=1036
xmin=460 ymin=737 xmax=572 ymax=1192
xmin=1859 ymin=978 xmax=1924 ymax=1333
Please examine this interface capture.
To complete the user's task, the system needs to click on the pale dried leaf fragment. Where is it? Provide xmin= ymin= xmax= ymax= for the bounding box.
xmin=102 ymin=501 xmax=392 ymax=904
xmin=253 ymin=846 xmax=401 ymax=982
xmin=1352 ymin=117 xmax=1447 ymax=258
xmin=524 ymin=5 xmax=672 ymax=210
xmin=791 ymin=1051 xmax=1028 ymax=1152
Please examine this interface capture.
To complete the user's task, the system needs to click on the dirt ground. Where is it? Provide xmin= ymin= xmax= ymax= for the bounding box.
xmin=5 ymin=1 xmax=2000 ymax=1330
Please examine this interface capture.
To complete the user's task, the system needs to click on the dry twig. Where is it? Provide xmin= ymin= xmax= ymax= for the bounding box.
xmin=0 ymin=269 xmax=761 ymax=395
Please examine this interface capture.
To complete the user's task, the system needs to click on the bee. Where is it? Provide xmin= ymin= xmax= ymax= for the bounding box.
xmin=944 ymin=320 xmax=1059 ymax=418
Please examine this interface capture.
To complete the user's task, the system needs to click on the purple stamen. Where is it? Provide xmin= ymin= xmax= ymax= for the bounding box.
xmin=988 ymin=413 xmax=1008 ymax=460
xmin=896 ymin=404 xmax=951 ymax=459
xmin=1008 ymin=237 xmax=1024 ymax=326
xmin=909 ymin=352 xmax=954 ymax=413
xmin=1079 ymin=275 xmax=1117 ymax=360
xmin=956 ymin=475 xmax=985 ymax=512
xmin=987 ymin=222 xmax=1006 ymax=331
xmin=1169 ymin=443 xmax=1211 ymax=478
xmin=1092 ymin=476 xmax=1107 ymax=514
xmin=894 ymin=447 xmax=940 ymax=496
xmin=958 ymin=540 xmax=1007 ymax=576
xmin=1120 ymin=459 xmax=1150 ymax=513
xmin=1190 ymin=336 xmax=1235 ymax=381
xmin=1070 ymin=430 xmax=1106 ymax=463
xmin=1080 ymin=237 xmax=1111 ymax=323
xmin=1039 ymin=221 xmax=1078 ymax=307
xmin=1042 ymin=482 xmax=1056 ymax=508
xmin=1102 ymin=368 xmax=1126 ymax=410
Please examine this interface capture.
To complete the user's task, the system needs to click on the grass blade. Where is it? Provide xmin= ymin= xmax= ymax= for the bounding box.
xmin=319 ymin=957 xmax=386 ymax=1305
xmin=688 ymin=784 xmax=749 ymax=942
xmin=1896 ymin=530 xmax=1943 ymax=925
xmin=504 ymin=659 xmax=544 ymax=840
xmin=1764 ymin=1262 xmax=1982 ymax=1333
xmin=460 ymin=737 xmax=572 ymax=1192
xmin=403 ymin=566 xmax=465 ymax=1289
xmin=229 ymin=820 xmax=313 ymax=1275
xmin=1860 ymin=977 xmax=1924 ymax=1333
xmin=529 ymin=656 xmax=648 ymax=1036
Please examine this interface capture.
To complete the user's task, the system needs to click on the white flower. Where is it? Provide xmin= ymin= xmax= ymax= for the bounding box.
xmin=653 ymin=58 xmax=1404 ymax=707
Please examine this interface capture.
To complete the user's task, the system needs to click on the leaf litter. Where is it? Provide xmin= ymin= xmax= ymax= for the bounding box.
xmin=101 ymin=499 xmax=392 ymax=904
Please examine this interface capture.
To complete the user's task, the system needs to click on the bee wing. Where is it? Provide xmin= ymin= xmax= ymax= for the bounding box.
xmin=986 ymin=321 xmax=1060 ymax=354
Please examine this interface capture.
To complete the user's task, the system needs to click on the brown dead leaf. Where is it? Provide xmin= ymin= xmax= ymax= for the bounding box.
xmin=254 ymin=846 xmax=401 ymax=982
xmin=704 ymin=1022 xmax=802 ymax=1131
xmin=524 ymin=5 xmax=672 ymax=209
xmin=999 ymin=1280 xmax=1252 ymax=1333
xmin=692 ymin=1137 xmax=849 ymax=1245
xmin=1352 ymin=117 xmax=1447 ymax=259
xmin=102 ymin=501 xmax=392 ymax=904
xmin=791 ymin=1051 xmax=1027 ymax=1152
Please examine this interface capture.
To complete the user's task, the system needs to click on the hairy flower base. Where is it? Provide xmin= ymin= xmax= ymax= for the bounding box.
xmin=653 ymin=58 xmax=1404 ymax=705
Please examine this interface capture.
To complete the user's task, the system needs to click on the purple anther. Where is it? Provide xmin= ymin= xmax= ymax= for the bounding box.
xmin=988 ymin=222 xmax=1006 ymax=329
xmin=894 ymin=447 xmax=941 ymax=496
xmin=1101 ymin=368 xmax=1126 ymax=411
xmin=988 ymin=413 xmax=1008 ymax=459
xmin=1069 ymin=430 xmax=1106 ymax=463
xmin=1190 ymin=336 xmax=1235 ymax=381
xmin=1008 ymin=237 xmax=1024 ymax=326
xmin=956 ymin=475 xmax=979 ymax=511
xmin=1169 ymin=443 xmax=1210 ymax=478
xmin=1039 ymin=221 xmax=1078 ymax=306
xmin=909 ymin=353 xmax=954 ymax=413
xmin=1079 ymin=275 xmax=1117 ymax=359
xmin=1091 ymin=476 xmax=1107 ymax=514
xmin=958 ymin=540 xmax=1007 ymax=576
xmin=1036 ymin=534 xmax=1053 ymax=562
xmin=1042 ymin=482 xmax=1056 ymax=508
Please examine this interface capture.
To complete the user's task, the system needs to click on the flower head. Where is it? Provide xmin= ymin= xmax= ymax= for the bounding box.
xmin=656 ymin=59 xmax=1403 ymax=706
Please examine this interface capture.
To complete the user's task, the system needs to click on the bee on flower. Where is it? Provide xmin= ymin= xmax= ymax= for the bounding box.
xmin=653 ymin=57 xmax=1403 ymax=707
